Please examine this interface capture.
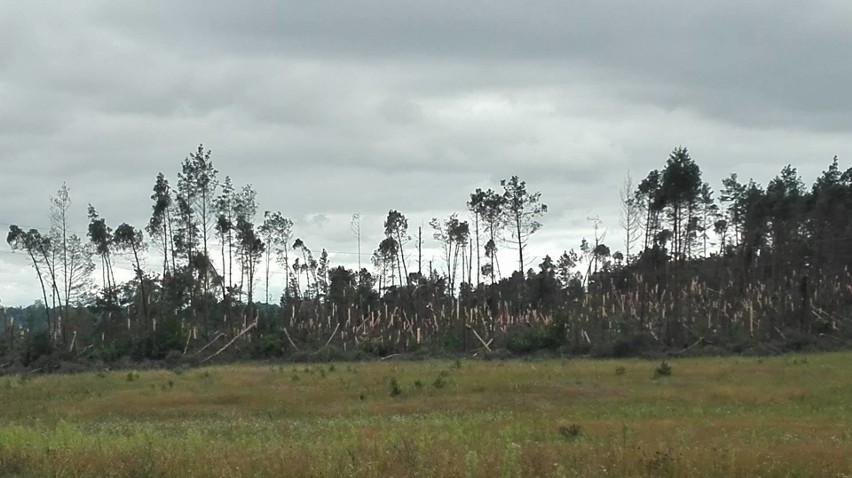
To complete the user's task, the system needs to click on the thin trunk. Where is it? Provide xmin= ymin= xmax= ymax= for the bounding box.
xmin=417 ymin=226 xmax=422 ymax=278
xmin=131 ymin=243 xmax=149 ymax=325
xmin=516 ymin=215 xmax=523 ymax=273
xmin=489 ymin=222 xmax=496 ymax=284
xmin=396 ymin=230 xmax=408 ymax=284
xmin=468 ymin=237 xmax=473 ymax=285
xmin=474 ymin=215 xmax=480 ymax=285
xmin=264 ymin=247 xmax=271 ymax=304
xmin=29 ymin=252 xmax=52 ymax=338
xmin=283 ymin=246 xmax=290 ymax=299
xmin=61 ymin=219 xmax=69 ymax=345
xmin=227 ymin=219 xmax=233 ymax=292
xmin=166 ymin=208 xmax=176 ymax=275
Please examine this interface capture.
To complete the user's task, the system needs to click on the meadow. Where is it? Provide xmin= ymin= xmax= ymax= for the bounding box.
xmin=1 ymin=353 xmax=851 ymax=477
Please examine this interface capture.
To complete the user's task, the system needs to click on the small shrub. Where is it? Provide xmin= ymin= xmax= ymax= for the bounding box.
xmin=359 ymin=338 xmax=392 ymax=357
xmin=615 ymin=366 xmax=626 ymax=376
xmin=558 ymin=424 xmax=582 ymax=440
xmin=654 ymin=361 xmax=672 ymax=378
xmin=433 ymin=373 xmax=449 ymax=389
xmin=389 ymin=377 xmax=402 ymax=397
xmin=25 ymin=331 xmax=53 ymax=364
xmin=163 ymin=349 xmax=184 ymax=367
xmin=813 ymin=318 xmax=832 ymax=334
xmin=642 ymin=448 xmax=678 ymax=475
xmin=126 ymin=371 xmax=140 ymax=382
xmin=171 ymin=364 xmax=189 ymax=375
xmin=413 ymin=379 xmax=424 ymax=390
xmin=505 ymin=324 xmax=564 ymax=354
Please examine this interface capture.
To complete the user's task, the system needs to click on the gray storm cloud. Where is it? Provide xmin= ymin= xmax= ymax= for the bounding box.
xmin=2 ymin=1 xmax=851 ymax=305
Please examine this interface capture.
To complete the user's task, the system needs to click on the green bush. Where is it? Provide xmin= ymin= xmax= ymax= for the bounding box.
xmin=24 ymin=331 xmax=53 ymax=364
xmin=389 ymin=377 xmax=402 ymax=397
xmin=557 ymin=424 xmax=582 ymax=441
xmin=654 ymin=361 xmax=672 ymax=378
xmin=506 ymin=324 xmax=563 ymax=354
xmin=258 ymin=334 xmax=283 ymax=357
xmin=358 ymin=337 xmax=392 ymax=357
xmin=153 ymin=316 xmax=186 ymax=359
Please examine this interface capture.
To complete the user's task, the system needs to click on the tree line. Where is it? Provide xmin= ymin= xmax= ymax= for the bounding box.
xmin=3 ymin=145 xmax=852 ymax=367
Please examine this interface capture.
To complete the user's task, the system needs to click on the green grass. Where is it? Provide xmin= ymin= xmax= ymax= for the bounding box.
xmin=1 ymin=353 xmax=852 ymax=477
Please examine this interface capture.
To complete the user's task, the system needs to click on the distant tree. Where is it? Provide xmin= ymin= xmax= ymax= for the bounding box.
xmin=147 ymin=173 xmax=174 ymax=278
xmin=593 ymin=243 xmax=611 ymax=272
xmin=556 ymin=249 xmax=578 ymax=288
xmin=7 ymin=226 xmax=53 ymax=335
xmin=636 ymin=169 xmax=662 ymax=251
xmin=467 ymin=189 xmax=486 ymax=285
xmin=583 ymin=216 xmax=608 ymax=283
xmin=351 ymin=214 xmax=362 ymax=274
xmin=49 ymin=183 xmax=94 ymax=344
xmin=696 ymin=182 xmax=718 ymax=257
xmin=384 ymin=210 xmax=410 ymax=285
xmin=469 ymin=188 xmax=505 ymax=284
xmin=619 ymin=174 xmax=642 ymax=263
xmin=233 ymin=184 xmax=258 ymax=300
xmin=177 ymin=144 xmax=219 ymax=296
xmin=259 ymin=211 xmax=294 ymax=304
xmin=235 ymin=216 xmax=264 ymax=311
xmin=113 ymin=223 xmax=149 ymax=322
xmin=328 ymin=265 xmax=356 ymax=309
xmin=376 ymin=237 xmax=399 ymax=288
xmin=657 ymin=147 xmax=702 ymax=261
xmin=317 ymin=249 xmax=330 ymax=300
xmin=214 ymin=176 xmax=236 ymax=294
xmin=87 ymin=205 xmax=116 ymax=305
xmin=766 ymin=165 xmax=804 ymax=256
xmin=430 ymin=214 xmax=470 ymax=294
xmin=292 ymin=238 xmax=316 ymax=298
xmin=720 ymin=173 xmax=747 ymax=250
xmin=501 ymin=176 xmax=547 ymax=274
xmin=807 ymin=157 xmax=852 ymax=274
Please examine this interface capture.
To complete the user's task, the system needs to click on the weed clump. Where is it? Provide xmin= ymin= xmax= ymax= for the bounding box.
xmin=654 ymin=361 xmax=672 ymax=378
xmin=433 ymin=371 xmax=450 ymax=389
xmin=126 ymin=371 xmax=140 ymax=382
xmin=389 ymin=377 xmax=402 ymax=397
xmin=615 ymin=366 xmax=626 ymax=376
xmin=558 ymin=424 xmax=582 ymax=441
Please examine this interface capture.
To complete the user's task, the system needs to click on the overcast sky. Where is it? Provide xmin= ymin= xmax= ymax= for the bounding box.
xmin=2 ymin=1 xmax=852 ymax=306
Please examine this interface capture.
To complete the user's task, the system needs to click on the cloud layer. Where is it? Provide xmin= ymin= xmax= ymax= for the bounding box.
xmin=2 ymin=1 xmax=851 ymax=305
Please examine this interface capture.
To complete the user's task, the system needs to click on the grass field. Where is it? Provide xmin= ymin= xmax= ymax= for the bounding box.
xmin=1 ymin=353 xmax=851 ymax=477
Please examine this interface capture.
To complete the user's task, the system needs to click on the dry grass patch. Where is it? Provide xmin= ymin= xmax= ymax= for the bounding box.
xmin=2 ymin=353 xmax=852 ymax=476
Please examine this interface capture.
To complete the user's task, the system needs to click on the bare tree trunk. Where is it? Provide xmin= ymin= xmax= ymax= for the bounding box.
xmin=474 ymin=215 xmax=480 ymax=286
